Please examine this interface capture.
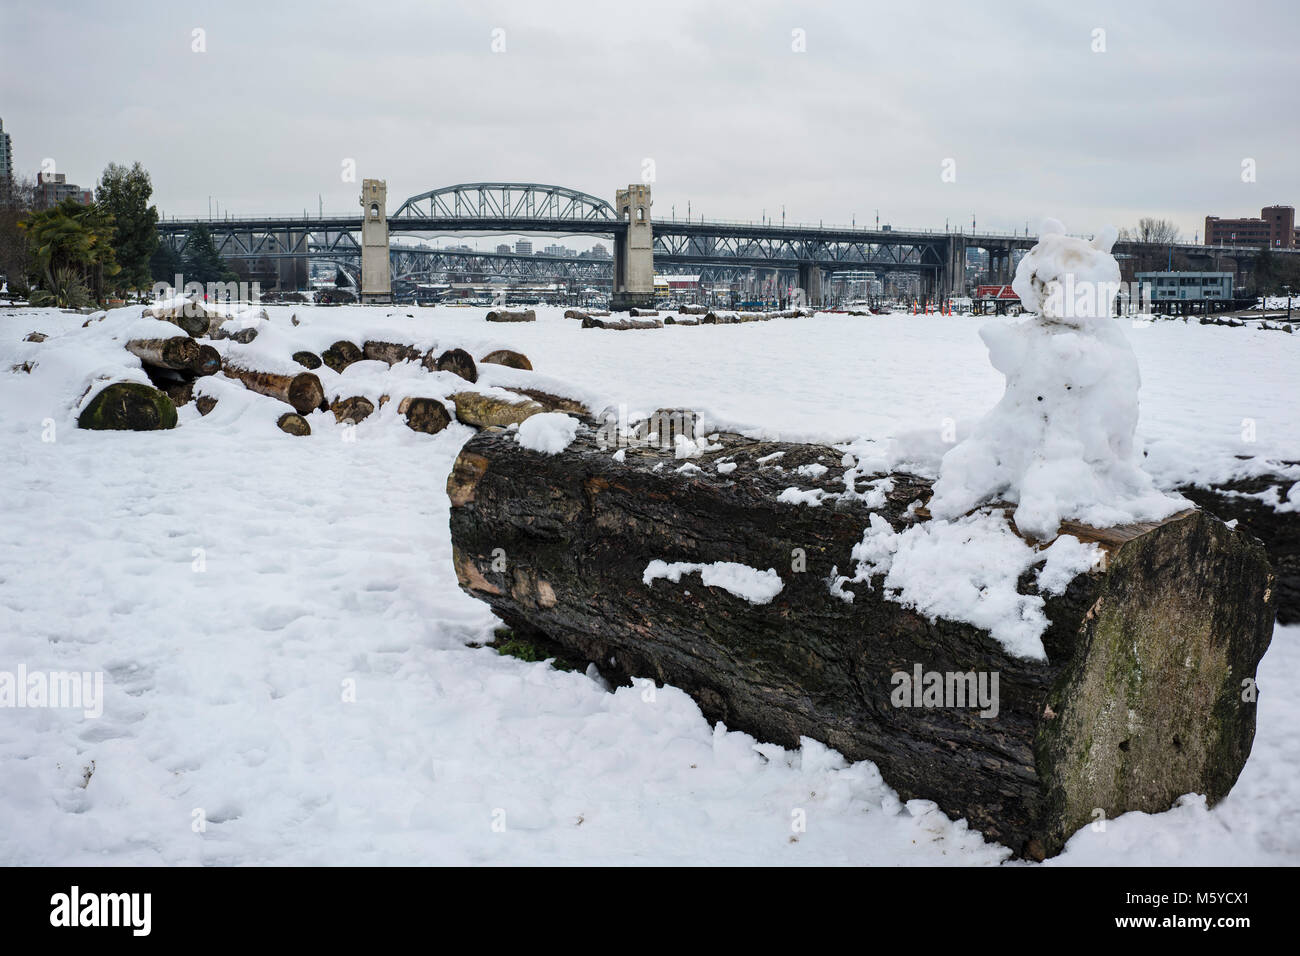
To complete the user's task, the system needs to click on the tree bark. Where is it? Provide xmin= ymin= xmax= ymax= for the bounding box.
xmin=447 ymin=426 xmax=1276 ymax=859
xmin=221 ymin=359 xmax=325 ymax=415
xmin=364 ymin=340 xmax=423 ymax=366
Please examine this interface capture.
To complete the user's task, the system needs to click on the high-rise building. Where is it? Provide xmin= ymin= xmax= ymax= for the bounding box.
xmin=0 ymin=118 xmax=13 ymax=207
xmin=514 ymin=238 xmax=532 ymax=255
xmin=34 ymin=172 xmax=93 ymax=210
xmin=1204 ymin=206 xmax=1295 ymax=248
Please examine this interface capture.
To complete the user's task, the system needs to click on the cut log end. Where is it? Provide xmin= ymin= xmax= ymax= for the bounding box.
xmin=78 ymin=382 xmax=178 ymax=431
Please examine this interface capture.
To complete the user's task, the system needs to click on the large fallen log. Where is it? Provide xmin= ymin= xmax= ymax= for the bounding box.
xmin=363 ymin=340 xmax=423 ymax=366
xmin=450 ymin=391 xmax=545 ymax=428
xmin=448 ymin=426 xmax=1276 ymax=860
xmin=486 ymin=309 xmax=536 ymax=323
xmin=221 ymin=359 xmax=325 ymax=415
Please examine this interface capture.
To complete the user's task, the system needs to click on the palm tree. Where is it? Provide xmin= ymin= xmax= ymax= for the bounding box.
xmin=19 ymin=199 xmax=120 ymax=305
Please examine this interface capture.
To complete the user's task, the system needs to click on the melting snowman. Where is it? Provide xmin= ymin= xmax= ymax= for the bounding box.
xmin=928 ymin=219 xmax=1185 ymax=539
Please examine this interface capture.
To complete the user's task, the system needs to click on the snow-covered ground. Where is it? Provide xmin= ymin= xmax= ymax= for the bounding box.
xmin=1 ymin=303 xmax=1297 ymax=865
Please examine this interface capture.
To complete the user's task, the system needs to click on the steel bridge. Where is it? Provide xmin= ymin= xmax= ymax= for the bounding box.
xmin=155 ymin=181 xmax=1295 ymax=299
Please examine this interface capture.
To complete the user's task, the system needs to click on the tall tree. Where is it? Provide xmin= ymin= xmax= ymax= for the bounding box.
xmin=96 ymin=162 xmax=159 ymax=293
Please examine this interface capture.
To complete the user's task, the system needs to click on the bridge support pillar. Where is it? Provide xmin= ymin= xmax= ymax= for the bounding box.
xmin=797 ymin=263 xmax=824 ymax=307
xmin=359 ymin=179 xmax=391 ymax=303
xmin=611 ymin=184 xmax=654 ymax=311
xmin=944 ymin=235 xmax=967 ymax=297
xmin=276 ymin=230 xmax=308 ymax=292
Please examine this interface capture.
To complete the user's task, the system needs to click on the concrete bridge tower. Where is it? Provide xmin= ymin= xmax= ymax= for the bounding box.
xmin=612 ymin=183 xmax=654 ymax=311
xmin=359 ymin=179 xmax=391 ymax=302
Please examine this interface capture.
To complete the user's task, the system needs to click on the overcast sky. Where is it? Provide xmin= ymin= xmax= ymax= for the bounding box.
xmin=3 ymin=0 xmax=1298 ymax=241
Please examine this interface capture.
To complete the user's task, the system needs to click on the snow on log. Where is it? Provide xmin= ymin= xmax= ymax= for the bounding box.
xmin=564 ymin=309 xmax=609 ymax=320
xmin=447 ymin=425 xmax=1275 ymax=859
xmin=486 ymin=309 xmax=536 ymax=323
xmin=78 ymin=382 xmax=178 ymax=431
xmin=142 ymin=299 xmax=208 ymax=336
xmin=480 ymin=349 xmax=533 ymax=371
xmin=221 ymin=359 xmax=325 ymax=415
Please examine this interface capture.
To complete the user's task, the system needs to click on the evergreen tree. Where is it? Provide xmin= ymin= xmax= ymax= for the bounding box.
xmin=96 ymin=162 xmax=159 ymax=293
xmin=183 ymin=224 xmax=236 ymax=285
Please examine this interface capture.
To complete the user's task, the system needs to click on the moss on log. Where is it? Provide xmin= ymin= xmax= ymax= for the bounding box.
xmin=78 ymin=382 xmax=178 ymax=431
xmin=447 ymin=426 xmax=1276 ymax=859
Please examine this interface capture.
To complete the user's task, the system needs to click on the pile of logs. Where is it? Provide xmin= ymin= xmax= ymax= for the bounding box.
xmin=448 ymin=419 xmax=1278 ymax=859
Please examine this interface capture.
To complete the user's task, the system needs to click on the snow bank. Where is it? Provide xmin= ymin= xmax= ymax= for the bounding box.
xmin=643 ymin=560 xmax=785 ymax=605
xmin=929 ymin=219 xmax=1187 ymax=539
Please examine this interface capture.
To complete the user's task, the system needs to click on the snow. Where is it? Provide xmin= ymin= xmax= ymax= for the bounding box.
xmin=2 ymin=301 xmax=1298 ymax=865
xmin=643 ymin=560 xmax=785 ymax=605
xmin=515 ymin=412 xmax=579 ymax=455
xmin=929 ymin=221 xmax=1188 ymax=540
xmin=835 ymin=511 xmax=1101 ymax=659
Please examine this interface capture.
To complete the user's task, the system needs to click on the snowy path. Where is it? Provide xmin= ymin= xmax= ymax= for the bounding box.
xmin=1 ymin=305 xmax=1297 ymax=865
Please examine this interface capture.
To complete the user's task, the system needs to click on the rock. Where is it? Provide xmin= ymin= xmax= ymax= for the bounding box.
xmin=78 ymin=382 xmax=178 ymax=431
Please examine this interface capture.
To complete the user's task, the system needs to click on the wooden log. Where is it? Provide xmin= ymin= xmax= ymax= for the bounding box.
xmin=292 ymin=350 xmax=322 ymax=370
xmin=486 ymin=309 xmax=536 ymax=323
xmin=363 ymin=340 xmax=424 ymax=366
xmin=221 ymin=359 xmax=325 ymax=415
xmin=480 ymin=349 xmax=533 ymax=371
xmin=427 ymin=348 xmax=477 ymax=383
xmin=193 ymin=344 xmax=221 ymax=377
xmin=581 ymin=316 xmax=663 ymax=330
xmin=330 ymin=395 xmax=375 ymax=424
xmin=664 ymin=316 xmax=700 ymax=326
xmin=450 ymin=391 xmax=545 ymax=428
xmin=78 ymin=382 xmax=178 ymax=431
xmin=276 ymin=412 xmax=311 ymax=436
xmin=564 ymin=309 xmax=609 ymax=320
xmin=400 ymin=396 xmax=451 ymax=435
xmin=143 ymin=302 xmax=208 ymax=336
xmin=196 ymin=395 xmax=218 ymax=416
xmin=125 ymin=336 xmax=200 ymax=371
xmin=321 ymin=340 xmax=363 ymax=372
xmin=629 ymin=308 xmax=659 ymax=317
xmin=447 ymin=428 xmax=1276 ymax=860
xmin=679 ymin=304 xmax=709 ymax=315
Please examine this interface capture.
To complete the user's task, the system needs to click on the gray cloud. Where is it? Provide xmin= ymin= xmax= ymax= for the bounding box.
xmin=3 ymin=0 xmax=1297 ymax=241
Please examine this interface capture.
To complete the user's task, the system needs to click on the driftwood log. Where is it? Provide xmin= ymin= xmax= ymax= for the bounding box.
xmin=364 ymin=340 xmax=424 ymax=366
xmin=480 ymin=349 xmax=533 ymax=371
xmin=321 ymin=340 xmax=364 ymax=373
xmin=221 ymin=359 xmax=325 ymax=415
xmin=486 ymin=309 xmax=536 ymax=323
xmin=428 ymin=348 xmax=477 ymax=383
xmin=276 ymin=412 xmax=311 ymax=436
xmin=399 ymin=396 xmax=451 ymax=435
xmin=125 ymin=337 xmax=200 ymax=371
xmin=448 ymin=426 xmax=1275 ymax=859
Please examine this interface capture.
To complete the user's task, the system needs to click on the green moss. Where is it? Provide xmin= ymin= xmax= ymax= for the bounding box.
xmin=78 ymin=382 xmax=177 ymax=431
xmin=489 ymin=629 xmax=584 ymax=672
